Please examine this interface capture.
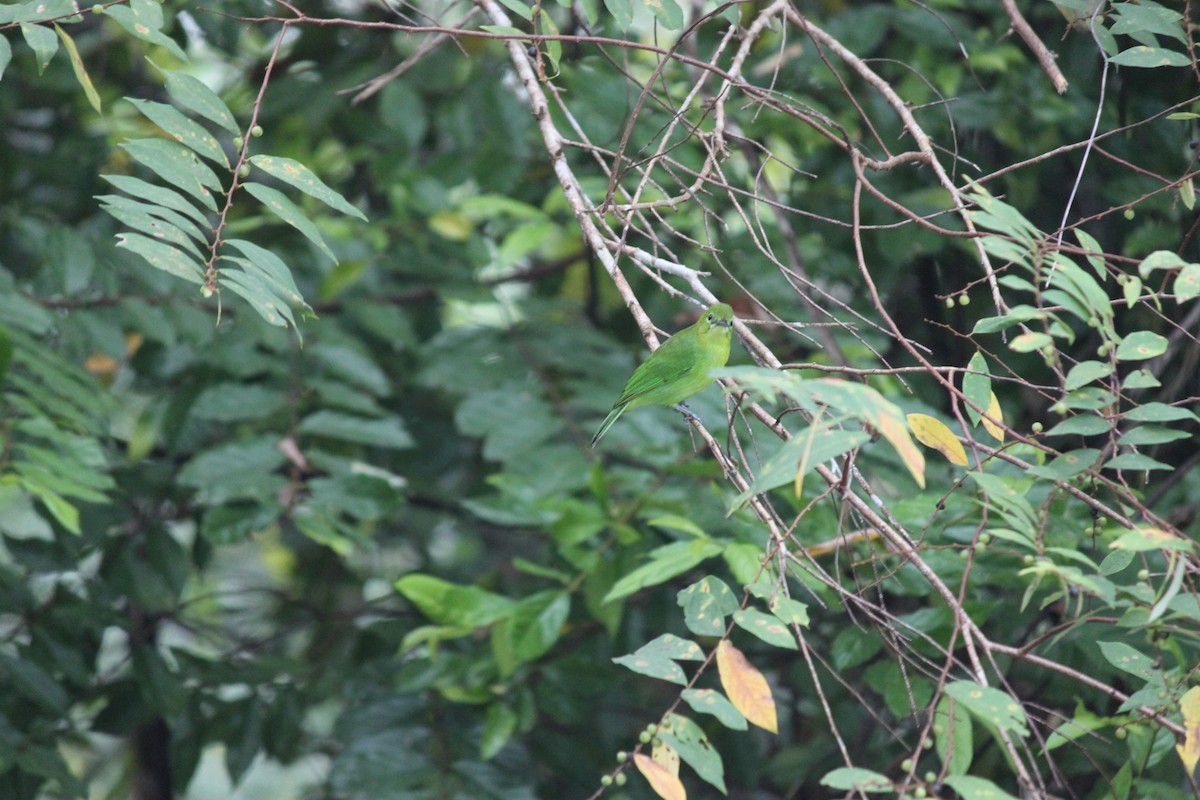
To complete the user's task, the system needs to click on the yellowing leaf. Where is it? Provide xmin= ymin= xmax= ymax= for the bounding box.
xmin=907 ymin=413 xmax=968 ymax=467
xmin=651 ymin=738 xmax=680 ymax=776
xmin=981 ymin=391 xmax=1005 ymax=442
xmin=428 ymin=210 xmax=472 ymax=241
xmin=875 ymin=408 xmax=926 ymax=487
xmin=634 ymin=752 xmax=686 ymax=800
xmin=1176 ymin=685 xmax=1200 ymax=778
xmin=716 ymin=641 xmax=777 ymax=733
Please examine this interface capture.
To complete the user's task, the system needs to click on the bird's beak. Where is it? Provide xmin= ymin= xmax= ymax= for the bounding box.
xmin=716 ymin=318 xmax=733 ymax=328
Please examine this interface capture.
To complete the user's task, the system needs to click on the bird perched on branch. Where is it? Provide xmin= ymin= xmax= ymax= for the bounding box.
xmin=590 ymin=302 xmax=734 ymax=447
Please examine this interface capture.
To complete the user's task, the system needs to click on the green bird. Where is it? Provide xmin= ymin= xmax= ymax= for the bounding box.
xmin=590 ymin=302 xmax=734 ymax=447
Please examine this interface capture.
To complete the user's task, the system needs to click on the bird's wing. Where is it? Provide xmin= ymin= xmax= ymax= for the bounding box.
xmin=613 ymin=333 xmax=696 ymax=407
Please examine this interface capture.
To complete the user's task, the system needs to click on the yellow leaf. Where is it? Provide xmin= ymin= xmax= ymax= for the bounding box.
xmin=652 ymin=739 xmax=680 ymax=776
xmin=634 ymin=752 xmax=687 ymax=800
xmin=907 ymin=413 xmax=968 ymax=467
xmin=1177 ymin=686 xmax=1200 ymax=778
xmin=875 ymin=408 xmax=926 ymax=487
xmin=716 ymin=640 xmax=777 ymax=733
xmin=55 ymin=24 xmax=102 ymax=114
xmin=981 ymin=391 xmax=1005 ymax=442
xmin=428 ymin=210 xmax=472 ymax=241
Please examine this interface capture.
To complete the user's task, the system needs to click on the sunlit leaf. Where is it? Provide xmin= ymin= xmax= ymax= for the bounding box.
xmin=716 ymin=641 xmax=777 ymax=733
xmin=1176 ymin=686 xmax=1200 ymax=778
xmin=634 ymin=752 xmax=685 ymax=800
xmin=908 ymin=413 xmax=968 ymax=466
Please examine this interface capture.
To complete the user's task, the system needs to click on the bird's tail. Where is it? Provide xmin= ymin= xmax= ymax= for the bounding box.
xmin=590 ymin=405 xmax=625 ymax=447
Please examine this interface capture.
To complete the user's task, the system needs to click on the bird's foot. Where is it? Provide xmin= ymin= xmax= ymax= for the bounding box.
xmin=674 ymin=402 xmax=701 ymax=424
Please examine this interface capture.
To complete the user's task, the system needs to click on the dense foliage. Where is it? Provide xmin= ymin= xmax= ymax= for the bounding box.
xmin=1 ymin=1 xmax=1198 ymax=799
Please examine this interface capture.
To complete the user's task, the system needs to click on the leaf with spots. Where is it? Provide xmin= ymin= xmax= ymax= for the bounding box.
xmin=120 ymin=139 xmax=220 ymax=211
xmin=658 ymin=713 xmax=727 ymax=794
xmin=677 ymin=576 xmax=737 ymax=637
xmin=249 ymin=155 xmax=368 ymax=221
xmin=613 ymin=634 xmax=704 ymax=686
xmin=154 ymin=62 xmax=239 ymax=134
xmin=1177 ymin=686 xmax=1200 ymax=779
xmin=945 ymin=681 xmax=1028 ymax=737
xmin=716 ymin=641 xmax=777 ymax=733
xmin=634 ymin=752 xmax=685 ymax=800
xmin=243 ymin=182 xmax=338 ymax=264
xmin=127 ymin=99 xmax=228 ymax=167
xmin=680 ymin=689 xmax=747 ymax=730
xmin=732 ymin=609 xmax=797 ymax=650
xmin=106 ymin=1 xmax=187 ymax=62
xmin=1097 ymin=641 xmax=1160 ymax=682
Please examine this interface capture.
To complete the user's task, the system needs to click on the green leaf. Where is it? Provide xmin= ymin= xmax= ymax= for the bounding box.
xmin=120 ymin=138 xmax=222 ymax=210
xmin=612 ymin=634 xmax=704 ymax=686
xmin=0 ymin=652 xmax=69 ymax=713
xmin=102 ymin=174 xmax=212 ymax=225
xmin=481 ymin=703 xmax=518 ymax=760
xmin=1111 ymin=1 xmax=1186 ymax=43
xmin=728 ymin=426 xmax=870 ymax=511
xmin=1108 ymin=45 xmax=1190 ymax=68
xmin=116 ymin=233 xmax=206 ymax=284
xmin=677 ymin=576 xmax=737 ymax=637
xmin=98 ymin=193 xmax=209 ymax=247
xmin=1137 ymin=250 xmax=1189 ymax=278
xmin=971 ymin=305 xmax=1046 ymax=334
xmin=945 ymin=681 xmax=1029 ymax=737
xmin=646 ymin=0 xmax=683 ymax=29
xmin=604 ymin=0 xmax=633 ymax=28
xmin=492 ymin=590 xmax=569 ymax=675
xmin=1009 ymin=331 xmax=1052 ymax=352
xmin=1064 ymin=360 xmax=1112 ymax=390
xmin=1122 ymin=402 xmax=1199 ymax=423
xmin=733 ymin=609 xmax=797 ymax=649
xmin=963 ymin=352 xmax=991 ymax=427
xmin=768 ymin=595 xmax=809 ymax=627
xmin=248 ymin=155 xmax=368 ymax=220
xmin=1115 ymin=331 xmax=1167 ymax=361
xmin=1122 ymin=369 xmax=1160 ymax=390
xmin=1104 ymin=453 xmax=1172 ymax=471
xmin=20 ymin=23 xmax=57 ymax=73
xmin=831 ymin=625 xmax=881 ymax=671
xmin=394 ymin=574 xmax=514 ymax=627
xmin=127 ymin=99 xmax=229 ymax=167
xmin=1044 ymin=414 xmax=1112 ymax=437
xmin=101 ymin=198 xmax=207 ymax=258
xmin=935 ymin=696 xmax=973 ymax=774
xmin=1174 ymin=264 xmax=1200 ymax=302
xmin=106 ymin=1 xmax=187 ymax=61
xmin=243 ymin=182 xmax=337 ymax=264
xmin=156 ymin=62 xmax=240 ymax=134
xmin=1098 ymin=641 xmax=1160 ymax=681
xmin=943 ymin=775 xmax=1020 ymax=800
xmin=1074 ymin=228 xmax=1106 ymax=276
xmin=1027 ymin=448 xmax=1100 ymax=480
xmin=298 ymin=410 xmax=413 ymax=449
xmin=603 ymin=539 xmax=724 ymax=603
xmin=1109 ymin=528 xmax=1195 ymax=553
xmin=54 ymin=24 xmax=100 ymax=112
xmin=820 ymin=767 xmax=892 ymax=792
xmin=178 ymin=437 xmax=288 ymax=504
xmin=658 ymin=714 xmax=726 ymax=793
xmin=222 ymin=266 xmax=296 ymax=329
xmin=1116 ymin=426 xmax=1191 ymax=446
xmin=680 ymin=689 xmax=747 ymax=730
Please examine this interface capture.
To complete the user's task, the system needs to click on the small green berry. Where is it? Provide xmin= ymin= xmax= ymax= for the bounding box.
xmin=1032 ymin=422 xmax=1043 ymax=433
xmin=645 ymin=723 xmax=657 ymax=735
xmin=945 ymin=297 xmax=955 ymax=309
xmin=615 ymin=773 xmax=627 ymax=786
xmin=233 ymin=136 xmax=244 ymax=150
xmin=958 ymin=294 xmax=970 ymax=306
xmin=1052 ymin=402 xmax=1068 ymax=416
xmin=251 ymin=124 xmax=264 ymax=137
xmin=92 ymin=3 xmax=104 ymax=13
xmin=616 ymin=751 xmax=627 ymax=763
xmin=1023 ymin=554 xmax=1035 ymax=565
xmin=601 ymin=775 xmax=613 ymax=786
xmin=1123 ymin=208 xmax=1135 ymax=220
xmin=922 ymin=738 xmax=933 ymax=750
xmin=1086 ymin=316 xmax=1099 ymax=328
xmin=1097 ymin=343 xmax=1111 ymax=357
xmin=924 ymin=771 xmax=937 ymax=782
xmin=238 ymin=163 xmax=251 ymax=177
xmin=1115 ymin=727 xmax=1127 ymax=740
xmin=638 ymin=731 xmax=651 ymax=744
xmin=1137 ymin=569 xmax=1149 ymax=581
xmin=901 ymin=758 xmax=914 ymax=772
xmin=915 ymin=788 xmax=927 ymax=799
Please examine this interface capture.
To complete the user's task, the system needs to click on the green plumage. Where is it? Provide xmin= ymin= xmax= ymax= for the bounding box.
xmin=590 ymin=303 xmax=734 ymax=447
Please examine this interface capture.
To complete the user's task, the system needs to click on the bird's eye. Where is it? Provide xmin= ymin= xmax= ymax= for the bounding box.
xmin=706 ymin=314 xmax=713 ymax=321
